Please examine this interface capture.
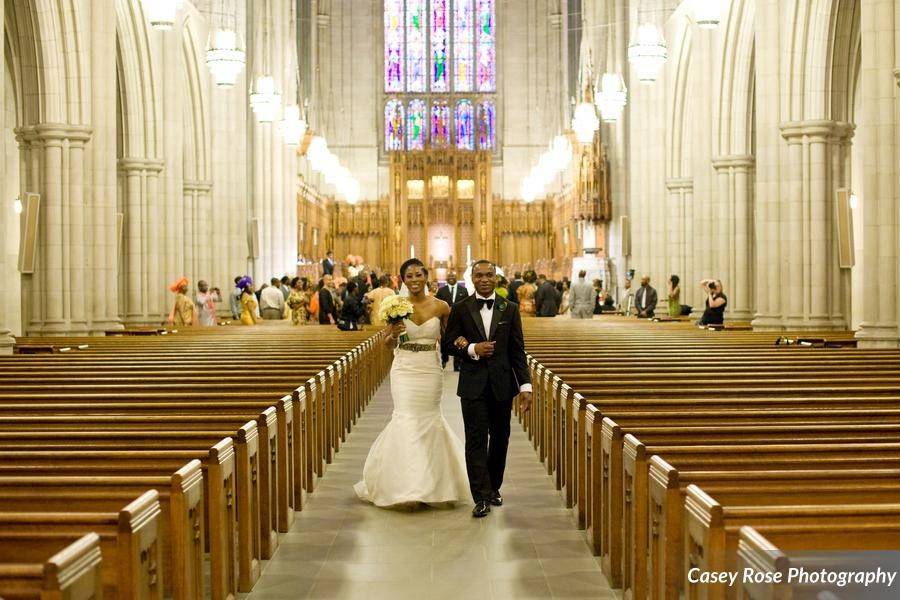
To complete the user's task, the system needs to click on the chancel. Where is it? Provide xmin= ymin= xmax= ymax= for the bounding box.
xmin=1 ymin=0 xmax=900 ymax=599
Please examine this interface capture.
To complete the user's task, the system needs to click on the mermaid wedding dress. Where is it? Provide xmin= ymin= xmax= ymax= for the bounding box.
xmin=354 ymin=317 xmax=470 ymax=507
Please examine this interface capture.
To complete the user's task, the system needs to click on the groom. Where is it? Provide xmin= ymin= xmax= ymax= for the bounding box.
xmin=442 ymin=260 xmax=532 ymax=517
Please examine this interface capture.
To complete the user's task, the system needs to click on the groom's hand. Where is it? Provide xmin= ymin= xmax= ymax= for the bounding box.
xmin=517 ymin=391 xmax=532 ymax=414
xmin=474 ymin=341 xmax=495 ymax=358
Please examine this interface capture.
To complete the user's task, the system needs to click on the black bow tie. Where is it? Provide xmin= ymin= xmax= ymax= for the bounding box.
xmin=476 ymin=298 xmax=494 ymax=310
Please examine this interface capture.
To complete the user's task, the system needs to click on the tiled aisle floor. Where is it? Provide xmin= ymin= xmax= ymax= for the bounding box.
xmin=244 ymin=370 xmax=613 ymax=599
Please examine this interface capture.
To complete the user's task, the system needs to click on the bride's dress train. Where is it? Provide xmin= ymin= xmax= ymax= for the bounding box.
xmin=354 ymin=317 xmax=470 ymax=507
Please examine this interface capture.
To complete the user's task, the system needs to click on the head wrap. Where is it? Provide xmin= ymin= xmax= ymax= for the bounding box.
xmin=169 ymin=277 xmax=189 ymax=293
xmin=236 ymin=275 xmax=254 ymax=291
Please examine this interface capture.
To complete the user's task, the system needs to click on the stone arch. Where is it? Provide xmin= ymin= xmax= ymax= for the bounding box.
xmin=115 ymin=0 xmax=162 ymax=160
xmin=666 ymin=19 xmax=693 ymax=180
xmin=714 ymin=0 xmax=756 ymax=157
xmin=180 ymin=11 xmax=210 ymax=183
xmin=4 ymin=0 xmax=89 ymax=126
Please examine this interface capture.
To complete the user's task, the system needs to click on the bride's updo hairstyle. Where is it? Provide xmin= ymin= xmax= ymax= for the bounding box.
xmin=400 ymin=258 xmax=428 ymax=280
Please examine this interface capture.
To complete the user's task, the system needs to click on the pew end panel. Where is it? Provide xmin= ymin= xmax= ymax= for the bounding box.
xmin=623 ymin=433 xmax=648 ymax=600
xmin=683 ymin=484 xmax=727 ymax=600
xmin=648 ymin=455 xmax=682 ymax=600
xmin=0 ymin=533 xmax=103 ymax=600
xmin=735 ymin=527 xmax=790 ymax=600
xmin=599 ymin=417 xmax=624 ymax=586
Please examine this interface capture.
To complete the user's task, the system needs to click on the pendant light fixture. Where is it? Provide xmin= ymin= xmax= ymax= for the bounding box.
xmin=628 ymin=22 xmax=668 ymax=84
xmin=143 ymin=0 xmax=183 ymax=30
xmin=596 ymin=73 xmax=628 ymax=122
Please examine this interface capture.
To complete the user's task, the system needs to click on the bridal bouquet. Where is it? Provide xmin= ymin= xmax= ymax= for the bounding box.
xmin=380 ymin=295 xmax=414 ymax=344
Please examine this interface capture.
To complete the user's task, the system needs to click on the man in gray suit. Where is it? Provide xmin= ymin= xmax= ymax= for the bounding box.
xmin=569 ymin=271 xmax=595 ymax=319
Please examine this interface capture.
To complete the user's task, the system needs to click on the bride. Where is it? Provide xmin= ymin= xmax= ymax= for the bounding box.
xmin=354 ymin=258 xmax=470 ymax=507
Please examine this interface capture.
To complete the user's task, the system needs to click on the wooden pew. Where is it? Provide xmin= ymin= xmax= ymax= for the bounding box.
xmin=684 ymin=487 xmax=900 ymax=600
xmin=0 ymin=490 xmax=163 ymax=600
xmin=0 ymin=533 xmax=103 ymax=600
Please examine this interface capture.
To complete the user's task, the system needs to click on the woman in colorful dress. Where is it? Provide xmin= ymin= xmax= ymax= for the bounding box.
xmin=237 ymin=276 xmax=258 ymax=326
xmin=516 ymin=271 xmax=537 ymax=316
xmin=287 ymin=277 xmax=309 ymax=325
xmin=168 ymin=277 xmax=196 ymax=327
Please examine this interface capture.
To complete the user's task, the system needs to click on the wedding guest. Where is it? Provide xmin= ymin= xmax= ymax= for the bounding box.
xmin=667 ymin=275 xmax=682 ymax=318
xmin=238 ymin=276 xmax=258 ymax=325
xmin=318 ymin=275 xmax=338 ymax=325
xmin=507 ymin=271 xmax=524 ymax=302
xmin=287 ymin=277 xmax=309 ymax=325
xmin=593 ymin=279 xmax=604 ymax=314
xmin=338 ymin=281 xmax=365 ymax=330
xmin=280 ymin=276 xmax=291 ymax=301
xmin=365 ymin=275 xmax=396 ymax=326
xmin=698 ymin=279 xmax=728 ymax=326
xmin=635 ymin=275 xmax=657 ymax=318
xmin=620 ymin=277 xmax=635 ymax=315
xmin=535 ymin=277 xmax=561 ymax=317
xmin=516 ymin=271 xmax=537 ymax=316
xmin=570 ymin=272 xmax=594 ymax=319
xmin=495 ymin=276 xmax=510 ymax=299
xmin=195 ymin=280 xmax=220 ymax=327
xmin=322 ymin=250 xmax=335 ymax=276
xmin=260 ymin=277 xmax=285 ymax=320
xmin=436 ymin=271 xmax=469 ymax=305
xmin=558 ymin=279 xmax=571 ymax=315
xmin=168 ymin=277 xmax=195 ymax=327
xmin=230 ymin=276 xmax=242 ymax=320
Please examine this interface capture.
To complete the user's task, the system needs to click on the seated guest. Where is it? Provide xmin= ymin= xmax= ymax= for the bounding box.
xmin=260 ymin=277 xmax=285 ymax=320
xmin=698 ymin=279 xmax=728 ymax=326
xmin=338 ymin=281 xmax=365 ymax=330
xmin=634 ymin=275 xmax=657 ymax=318
xmin=592 ymin=279 xmax=604 ymax=315
xmin=599 ymin=290 xmax=617 ymax=313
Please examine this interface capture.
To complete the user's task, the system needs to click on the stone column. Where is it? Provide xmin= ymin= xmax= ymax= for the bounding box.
xmin=118 ymin=157 xmax=165 ymax=325
xmin=16 ymin=124 xmax=93 ymax=335
xmin=856 ymin=0 xmax=900 ymax=347
xmin=665 ymin=177 xmax=694 ymax=308
xmin=775 ymin=120 xmax=853 ymax=331
xmin=710 ymin=155 xmax=755 ymax=320
xmin=184 ymin=180 xmax=214 ymax=285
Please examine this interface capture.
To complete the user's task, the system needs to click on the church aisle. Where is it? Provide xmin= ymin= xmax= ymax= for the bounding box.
xmin=244 ymin=370 xmax=614 ymax=599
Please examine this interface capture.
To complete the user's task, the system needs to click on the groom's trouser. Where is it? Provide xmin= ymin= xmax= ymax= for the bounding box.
xmin=461 ymin=385 xmax=512 ymax=503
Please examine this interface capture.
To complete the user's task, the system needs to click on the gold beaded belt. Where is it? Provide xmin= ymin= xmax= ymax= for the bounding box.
xmin=398 ymin=343 xmax=437 ymax=352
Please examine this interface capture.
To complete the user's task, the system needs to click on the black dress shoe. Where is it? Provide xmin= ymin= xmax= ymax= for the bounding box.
xmin=472 ymin=500 xmax=491 ymax=518
xmin=488 ymin=491 xmax=503 ymax=506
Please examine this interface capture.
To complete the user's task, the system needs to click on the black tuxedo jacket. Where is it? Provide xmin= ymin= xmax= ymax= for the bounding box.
xmin=442 ymin=295 xmax=530 ymax=402
xmin=435 ymin=283 xmax=470 ymax=306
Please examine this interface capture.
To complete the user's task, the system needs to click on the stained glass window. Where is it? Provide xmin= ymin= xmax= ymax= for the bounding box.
xmin=431 ymin=100 xmax=451 ymax=147
xmin=476 ymin=0 xmax=495 ymax=92
xmin=407 ymin=100 xmax=426 ymax=150
xmin=431 ymin=0 xmax=449 ymax=92
xmin=385 ymin=100 xmax=405 ymax=151
xmin=477 ymin=100 xmax=495 ymax=149
xmin=406 ymin=0 xmax=426 ymax=92
xmin=455 ymin=100 xmax=475 ymax=150
xmin=384 ymin=1 xmax=496 ymax=151
xmin=384 ymin=0 xmax=404 ymax=92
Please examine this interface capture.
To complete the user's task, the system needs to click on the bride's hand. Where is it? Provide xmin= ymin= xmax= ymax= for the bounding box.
xmin=389 ymin=321 xmax=406 ymax=338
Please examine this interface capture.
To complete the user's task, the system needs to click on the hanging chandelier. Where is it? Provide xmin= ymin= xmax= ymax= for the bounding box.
xmin=206 ymin=29 xmax=246 ymax=88
xmin=280 ymin=104 xmax=308 ymax=146
xmin=143 ymin=0 xmax=183 ymax=30
xmin=250 ymin=76 xmax=281 ymax=122
xmin=596 ymin=73 xmax=628 ymax=123
xmin=628 ymin=23 xmax=668 ymax=84
xmin=572 ymin=102 xmax=600 ymax=144
xmin=691 ymin=0 xmax=722 ymax=29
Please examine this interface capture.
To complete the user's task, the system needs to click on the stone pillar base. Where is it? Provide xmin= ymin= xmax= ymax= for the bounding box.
xmin=90 ymin=320 xmax=125 ymax=336
xmin=856 ymin=324 xmax=900 ymax=349
xmin=728 ymin=309 xmax=754 ymax=322
xmin=750 ymin=315 xmax=785 ymax=332
xmin=752 ymin=315 xmax=847 ymax=332
xmin=0 ymin=330 xmax=14 ymax=355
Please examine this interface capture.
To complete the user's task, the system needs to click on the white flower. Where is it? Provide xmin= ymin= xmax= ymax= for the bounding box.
xmin=379 ymin=295 xmax=414 ymax=324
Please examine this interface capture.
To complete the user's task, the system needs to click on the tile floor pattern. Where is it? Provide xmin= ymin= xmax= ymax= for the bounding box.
xmin=244 ymin=370 xmax=614 ymax=599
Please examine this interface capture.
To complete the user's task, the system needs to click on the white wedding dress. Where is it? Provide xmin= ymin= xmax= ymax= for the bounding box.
xmin=354 ymin=317 xmax=470 ymax=507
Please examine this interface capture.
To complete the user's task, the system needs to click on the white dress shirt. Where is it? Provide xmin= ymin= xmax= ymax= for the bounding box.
xmin=467 ymin=293 xmax=532 ymax=393
xmin=261 ymin=285 xmax=285 ymax=310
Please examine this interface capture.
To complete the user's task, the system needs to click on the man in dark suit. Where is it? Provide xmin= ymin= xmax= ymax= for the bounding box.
xmin=317 ymin=275 xmax=338 ymax=324
xmin=442 ymin=260 xmax=532 ymax=518
xmin=436 ymin=271 xmax=470 ymax=371
xmin=534 ymin=278 xmax=562 ymax=317
xmin=507 ymin=272 xmax=524 ymax=303
xmin=322 ymin=251 xmax=335 ymax=276
xmin=634 ymin=275 xmax=658 ymax=318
